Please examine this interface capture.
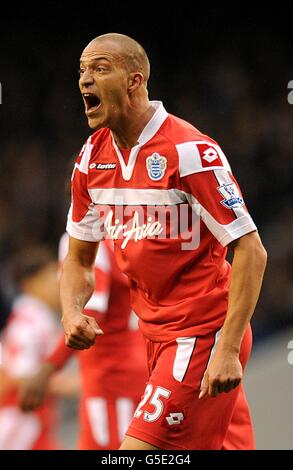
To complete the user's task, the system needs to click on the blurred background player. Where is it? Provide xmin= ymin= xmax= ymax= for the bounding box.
xmin=0 ymin=246 xmax=61 ymax=450
xmin=20 ymin=234 xmax=148 ymax=450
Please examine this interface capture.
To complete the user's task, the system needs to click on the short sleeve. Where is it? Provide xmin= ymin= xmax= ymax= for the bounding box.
xmin=66 ymin=137 xmax=104 ymax=242
xmin=177 ymin=140 xmax=257 ymax=246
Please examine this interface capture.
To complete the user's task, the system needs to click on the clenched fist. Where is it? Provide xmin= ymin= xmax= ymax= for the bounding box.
xmin=199 ymin=349 xmax=242 ymax=399
xmin=62 ymin=312 xmax=103 ymax=349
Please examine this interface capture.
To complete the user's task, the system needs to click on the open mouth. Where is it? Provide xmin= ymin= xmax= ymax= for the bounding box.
xmin=82 ymin=93 xmax=101 ymax=115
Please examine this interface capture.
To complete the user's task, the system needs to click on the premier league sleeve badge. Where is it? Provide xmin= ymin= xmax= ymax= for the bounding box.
xmin=217 ymin=182 xmax=244 ymax=209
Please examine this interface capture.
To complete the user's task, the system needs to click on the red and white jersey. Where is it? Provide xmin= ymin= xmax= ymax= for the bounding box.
xmin=67 ymin=101 xmax=257 ymax=342
xmin=0 ymin=295 xmax=60 ymax=449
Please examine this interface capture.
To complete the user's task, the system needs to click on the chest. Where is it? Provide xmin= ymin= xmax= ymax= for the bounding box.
xmin=87 ymin=137 xmax=179 ymax=190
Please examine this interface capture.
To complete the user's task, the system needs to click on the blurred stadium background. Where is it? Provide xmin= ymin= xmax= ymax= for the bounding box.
xmin=0 ymin=5 xmax=292 ymax=449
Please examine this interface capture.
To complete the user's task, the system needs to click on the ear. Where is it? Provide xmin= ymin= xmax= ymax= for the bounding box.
xmin=128 ymin=72 xmax=145 ymax=93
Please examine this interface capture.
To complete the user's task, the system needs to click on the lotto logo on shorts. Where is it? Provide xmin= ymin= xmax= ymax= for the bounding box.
xmin=165 ymin=412 xmax=184 ymax=426
xmin=196 ymin=143 xmax=223 ymax=167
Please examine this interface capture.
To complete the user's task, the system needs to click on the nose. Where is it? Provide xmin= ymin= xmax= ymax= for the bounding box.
xmin=79 ymin=69 xmax=94 ymax=87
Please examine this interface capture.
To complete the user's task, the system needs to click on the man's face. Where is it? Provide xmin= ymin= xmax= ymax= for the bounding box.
xmin=79 ymin=40 xmax=129 ymax=129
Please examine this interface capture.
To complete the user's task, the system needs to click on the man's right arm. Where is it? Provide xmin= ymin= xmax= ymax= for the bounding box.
xmin=60 ymin=236 xmax=104 ymax=349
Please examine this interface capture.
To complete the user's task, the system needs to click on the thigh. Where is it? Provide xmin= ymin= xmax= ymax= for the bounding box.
xmin=120 ymin=435 xmax=159 ymax=450
xmin=222 ymin=383 xmax=255 ymax=450
xmin=126 ymin=326 xmax=252 ymax=450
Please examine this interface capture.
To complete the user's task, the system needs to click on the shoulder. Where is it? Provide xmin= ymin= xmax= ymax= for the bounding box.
xmin=160 ymin=114 xmax=208 ymax=144
xmin=3 ymin=297 xmax=56 ymax=345
xmin=161 ymin=114 xmax=231 ymax=176
xmin=90 ymin=127 xmax=111 ymax=146
xmin=76 ymin=128 xmax=111 ymax=174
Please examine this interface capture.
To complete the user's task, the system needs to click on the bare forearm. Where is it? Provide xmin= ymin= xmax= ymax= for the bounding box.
xmin=49 ymin=371 xmax=80 ymax=398
xmin=0 ymin=369 xmax=23 ymax=400
xmin=219 ymin=234 xmax=267 ymax=352
xmin=199 ymin=233 xmax=267 ymax=399
xmin=0 ymin=369 xmax=14 ymax=398
xmin=59 ymin=238 xmax=102 ymax=349
xmin=60 ymin=257 xmax=95 ymax=318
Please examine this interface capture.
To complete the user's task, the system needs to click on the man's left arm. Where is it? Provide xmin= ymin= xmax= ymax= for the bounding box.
xmin=178 ymin=139 xmax=267 ymax=398
xmin=199 ymin=231 xmax=267 ymax=398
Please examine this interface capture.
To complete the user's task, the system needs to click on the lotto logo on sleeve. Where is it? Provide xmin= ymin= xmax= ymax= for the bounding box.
xmin=195 ymin=143 xmax=223 ymax=168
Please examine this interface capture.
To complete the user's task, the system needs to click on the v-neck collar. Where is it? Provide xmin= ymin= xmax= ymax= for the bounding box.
xmin=111 ymin=101 xmax=168 ymax=181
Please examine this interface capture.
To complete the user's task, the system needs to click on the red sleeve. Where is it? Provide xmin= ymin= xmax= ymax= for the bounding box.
xmin=46 ymin=334 xmax=75 ymax=370
xmin=177 ymin=140 xmax=257 ymax=246
xmin=66 ymin=137 xmax=104 ymax=242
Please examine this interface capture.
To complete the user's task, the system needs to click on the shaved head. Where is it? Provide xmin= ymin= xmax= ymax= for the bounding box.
xmin=79 ymin=32 xmax=153 ymax=135
xmin=85 ymin=33 xmax=150 ymax=83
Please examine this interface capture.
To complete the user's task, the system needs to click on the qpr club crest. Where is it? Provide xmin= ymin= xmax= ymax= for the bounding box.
xmin=146 ymin=153 xmax=167 ymax=181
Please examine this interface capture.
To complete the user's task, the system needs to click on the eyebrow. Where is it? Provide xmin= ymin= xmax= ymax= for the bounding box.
xmin=80 ymin=56 xmax=112 ymax=65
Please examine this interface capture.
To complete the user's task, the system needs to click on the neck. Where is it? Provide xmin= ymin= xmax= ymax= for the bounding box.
xmin=111 ymin=101 xmax=156 ymax=148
